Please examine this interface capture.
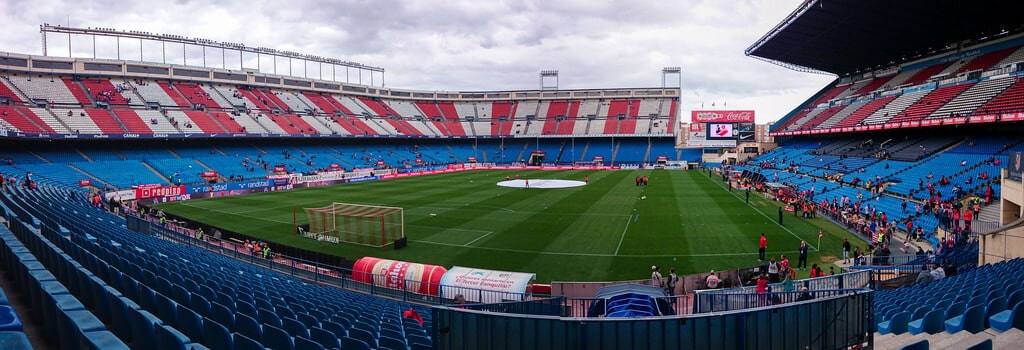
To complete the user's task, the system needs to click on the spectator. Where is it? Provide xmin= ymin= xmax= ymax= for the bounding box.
xmin=930 ymin=263 xmax=945 ymax=281
xmin=915 ymin=265 xmax=933 ymax=284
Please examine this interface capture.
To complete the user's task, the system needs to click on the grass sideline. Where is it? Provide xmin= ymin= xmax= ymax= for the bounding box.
xmin=154 ymin=169 xmax=865 ymax=283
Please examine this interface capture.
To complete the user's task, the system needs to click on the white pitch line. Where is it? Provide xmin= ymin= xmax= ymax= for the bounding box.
xmin=613 ymin=214 xmax=634 ymax=256
xmin=715 ymin=177 xmax=820 ymax=251
xmin=463 ymin=231 xmax=494 ymax=246
xmin=411 ymin=239 xmax=804 ymax=258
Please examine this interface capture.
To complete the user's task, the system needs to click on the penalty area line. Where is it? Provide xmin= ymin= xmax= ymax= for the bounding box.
xmin=613 ymin=214 xmax=634 ymax=256
xmin=463 ymin=231 xmax=494 ymax=246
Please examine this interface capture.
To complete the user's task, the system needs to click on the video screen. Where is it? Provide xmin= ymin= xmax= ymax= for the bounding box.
xmin=707 ymin=123 xmax=734 ymax=139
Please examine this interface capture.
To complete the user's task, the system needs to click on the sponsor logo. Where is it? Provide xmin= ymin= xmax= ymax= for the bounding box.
xmin=123 ymin=133 xmax=140 ymax=138
xmin=153 ymin=133 xmax=169 ymax=138
xmin=63 ymin=134 xmax=78 ymax=139
xmin=91 ymin=134 xmax=109 ymax=138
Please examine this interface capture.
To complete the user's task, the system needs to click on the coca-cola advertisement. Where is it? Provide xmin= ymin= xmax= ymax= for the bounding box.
xmin=691 ymin=110 xmax=755 ymax=123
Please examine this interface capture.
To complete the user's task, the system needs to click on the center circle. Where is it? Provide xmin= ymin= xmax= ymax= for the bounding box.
xmin=496 ymin=179 xmax=587 ymax=188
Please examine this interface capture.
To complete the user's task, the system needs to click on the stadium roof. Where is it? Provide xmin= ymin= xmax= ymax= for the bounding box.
xmin=746 ymin=0 xmax=1024 ymax=75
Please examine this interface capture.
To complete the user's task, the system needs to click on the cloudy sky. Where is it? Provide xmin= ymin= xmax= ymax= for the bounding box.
xmin=0 ymin=0 xmax=836 ymax=124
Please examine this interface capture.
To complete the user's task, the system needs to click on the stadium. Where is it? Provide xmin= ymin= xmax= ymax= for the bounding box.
xmin=1 ymin=0 xmax=1024 ymax=349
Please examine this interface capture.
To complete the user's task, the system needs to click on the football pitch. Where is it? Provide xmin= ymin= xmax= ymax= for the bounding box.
xmin=154 ymin=169 xmax=862 ymax=283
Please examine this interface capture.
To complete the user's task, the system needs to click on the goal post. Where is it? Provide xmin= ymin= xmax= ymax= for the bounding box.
xmin=301 ymin=202 xmax=404 ymax=248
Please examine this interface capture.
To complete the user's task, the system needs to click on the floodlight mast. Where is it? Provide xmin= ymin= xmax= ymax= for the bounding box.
xmin=540 ymin=70 xmax=559 ymax=90
xmin=39 ymin=24 xmax=385 ymax=86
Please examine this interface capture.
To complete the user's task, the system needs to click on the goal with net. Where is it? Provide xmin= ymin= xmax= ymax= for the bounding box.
xmin=301 ymin=203 xmax=404 ymax=248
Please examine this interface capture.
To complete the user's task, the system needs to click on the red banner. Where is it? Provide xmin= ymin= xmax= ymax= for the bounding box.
xmin=690 ymin=110 xmax=755 ymax=123
xmin=1002 ymin=113 xmax=1024 ymax=122
xmin=135 ymin=185 xmax=185 ymax=199
xmin=968 ymin=114 xmax=998 ymax=123
xmin=329 ymin=164 xmax=341 ymax=169
xmin=941 ymin=117 xmax=966 ymax=125
xmin=78 ymin=179 xmax=91 ymax=187
xmin=467 ymin=157 xmax=477 ymax=162
xmin=273 ymin=165 xmax=287 ymax=174
xmin=376 ymin=160 xmax=385 ymax=166
xmin=200 ymin=171 xmax=217 ymax=178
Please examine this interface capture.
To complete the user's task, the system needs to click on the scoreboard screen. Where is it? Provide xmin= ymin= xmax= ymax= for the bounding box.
xmin=707 ymin=123 xmax=734 ymax=139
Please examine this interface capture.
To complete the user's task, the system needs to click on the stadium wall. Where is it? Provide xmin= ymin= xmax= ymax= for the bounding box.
xmin=432 ymin=290 xmax=872 ymax=350
xmin=980 ymin=167 xmax=1024 ymax=264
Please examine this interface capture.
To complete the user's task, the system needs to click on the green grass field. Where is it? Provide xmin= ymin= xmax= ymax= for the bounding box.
xmin=153 ymin=169 xmax=864 ymax=283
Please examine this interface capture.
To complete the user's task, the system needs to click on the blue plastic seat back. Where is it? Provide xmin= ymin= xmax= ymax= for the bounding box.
xmin=282 ymin=317 xmax=310 ymax=339
xmin=261 ymin=324 xmax=294 ymax=350
xmin=379 ymin=335 xmax=407 ymax=350
xmin=210 ymin=302 xmax=235 ymax=330
xmin=340 ymin=336 xmax=372 ymax=350
xmin=320 ymin=320 xmax=347 ymax=339
xmin=348 ymin=327 xmax=377 ymax=348
xmin=233 ymin=332 xmax=265 ymax=350
xmin=257 ymin=308 xmax=282 ymax=329
xmin=309 ymin=326 xmax=340 ymax=350
xmin=235 ymin=313 xmax=263 ymax=343
xmin=295 ymin=336 xmax=326 ymax=350
xmin=177 ymin=307 xmax=204 ymax=345
xmin=155 ymin=324 xmax=190 ymax=350
xmin=202 ymin=319 xmax=232 ymax=350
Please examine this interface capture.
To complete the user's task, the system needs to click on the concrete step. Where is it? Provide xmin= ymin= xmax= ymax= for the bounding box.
xmin=872 ymin=328 xmax=1024 ymax=350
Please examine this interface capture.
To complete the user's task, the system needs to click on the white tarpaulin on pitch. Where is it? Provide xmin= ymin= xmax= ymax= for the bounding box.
xmin=439 ymin=266 xmax=536 ymax=303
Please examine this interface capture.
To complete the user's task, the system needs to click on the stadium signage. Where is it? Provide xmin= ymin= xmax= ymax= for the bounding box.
xmin=123 ymin=133 xmax=141 ymax=138
xmin=968 ymin=114 xmax=998 ymax=123
xmin=440 ymin=266 xmax=536 ymax=303
xmin=691 ymin=110 xmax=755 ymax=123
xmin=1002 ymin=113 xmax=1024 ymax=122
xmin=153 ymin=133 xmax=169 ymax=138
xmin=135 ymin=185 xmax=185 ymax=199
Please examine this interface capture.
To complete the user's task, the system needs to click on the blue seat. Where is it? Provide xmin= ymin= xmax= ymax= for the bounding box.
xmin=129 ymin=308 xmax=163 ymax=350
xmin=899 ymin=339 xmax=928 ymax=350
xmin=340 ymin=336 xmax=372 ymax=350
xmin=984 ymin=296 xmax=1007 ymax=327
xmin=257 ymin=308 xmax=282 ymax=328
xmin=0 ymin=306 xmax=22 ymax=332
xmin=379 ymin=335 xmax=407 ymax=350
xmin=348 ymin=327 xmax=378 ymax=348
xmin=177 ymin=307 xmax=205 ymax=345
xmin=946 ymin=304 xmax=987 ymax=334
xmin=57 ymin=309 xmax=105 ymax=350
xmin=155 ymin=293 xmax=180 ymax=328
xmin=261 ymin=324 xmax=294 ymax=350
xmin=878 ymin=311 xmax=910 ymax=335
xmin=295 ymin=336 xmax=326 ymax=350
xmin=0 ymin=331 xmax=32 ymax=350
xmin=309 ymin=326 xmax=340 ymax=349
xmin=233 ymin=332 xmax=265 ymax=350
xmin=189 ymin=294 xmax=211 ymax=318
xmin=282 ymin=317 xmax=310 ymax=339
xmin=907 ymin=309 xmax=944 ymax=335
xmin=79 ymin=330 xmax=130 ymax=350
xmin=320 ymin=320 xmax=347 ymax=339
xmin=237 ymin=301 xmax=258 ymax=319
xmin=235 ymin=313 xmax=263 ymax=343
xmin=966 ymin=338 xmax=993 ymax=350
xmin=155 ymin=324 xmax=191 ymax=350
xmin=209 ymin=302 xmax=235 ymax=330
xmin=990 ymin=300 xmax=1024 ymax=332
xmin=107 ymin=295 xmax=137 ymax=343
xmin=202 ymin=319 xmax=232 ymax=350
xmin=296 ymin=312 xmax=320 ymax=329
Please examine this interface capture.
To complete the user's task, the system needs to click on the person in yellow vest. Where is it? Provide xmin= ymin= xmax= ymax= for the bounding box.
xmin=196 ymin=227 xmax=204 ymax=241
xmin=262 ymin=245 xmax=271 ymax=259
